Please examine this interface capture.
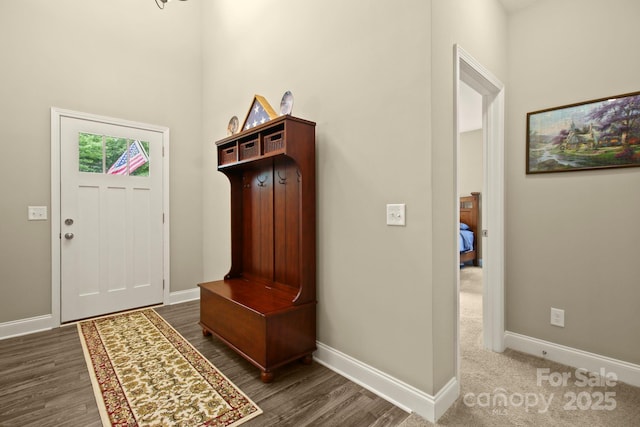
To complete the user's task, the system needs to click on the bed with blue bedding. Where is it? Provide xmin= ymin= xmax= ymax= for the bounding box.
xmin=460 ymin=223 xmax=474 ymax=253
xmin=460 ymin=192 xmax=480 ymax=266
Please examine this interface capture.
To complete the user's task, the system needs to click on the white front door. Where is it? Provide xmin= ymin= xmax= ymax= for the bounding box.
xmin=59 ymin=115 xmax=164 ymax=322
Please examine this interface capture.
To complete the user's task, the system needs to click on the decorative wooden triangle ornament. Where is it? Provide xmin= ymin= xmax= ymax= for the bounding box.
xmin=241 ymin=95 xmax=279 ymax=131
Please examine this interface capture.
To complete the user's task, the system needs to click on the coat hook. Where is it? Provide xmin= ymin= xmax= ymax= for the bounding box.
xmin=257 ymin=175 xmax=267 ymax=187
xmin=277 ymin=170 xmax=287 ymax=184
xmin=296 ymin=169 xmax=302 ymax=182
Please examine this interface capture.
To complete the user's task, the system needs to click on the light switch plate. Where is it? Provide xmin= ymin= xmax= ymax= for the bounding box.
xmin=550 ymin=307 xmax=565 ymax=327
xmin=28 ymin=206 xmax=48 ymax=221
xmin=386 ymin=204 xmax=405 ymax=226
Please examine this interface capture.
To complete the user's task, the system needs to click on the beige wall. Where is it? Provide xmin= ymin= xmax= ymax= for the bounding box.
xmin=202 ymin=0 xmax=509 ymax=395
xmin=0 ymin=0 xmax=203 ymax=323
xmin=431 ymin=0 xmax=508 ymax=391
xmin=460 ymin=129 xmax=484 ymax=261
xmin=202 ymin=0 xmax=436 ymax=392
xmin=507 ymin=0 xmax=640 ymax=364
xmin=459 ymin=129 xmax=483 ymax=197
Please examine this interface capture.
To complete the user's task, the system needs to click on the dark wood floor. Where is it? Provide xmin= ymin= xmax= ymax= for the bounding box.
xmin=0 ymin=301 xmax=410 ymax=427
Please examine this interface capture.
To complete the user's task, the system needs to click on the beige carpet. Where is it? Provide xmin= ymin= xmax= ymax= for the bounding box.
xmin=399 ymin=266 xmax=640 ymax=426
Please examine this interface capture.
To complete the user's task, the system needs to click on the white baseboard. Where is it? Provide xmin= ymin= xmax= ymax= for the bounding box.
xmin=505 ymin=331 xmax=640 ymax=388
xmin=314 ymin=341 xmax=458 ymax=423
xmin=434 ymin=376 xmax=460 ymax=420
xmin=167 ymin=288 xmax=200 ymax=305
xmin=0 ymin=290 xmax=199 ymax=340
xmin=0 ymin=314 xmax=54 ymax=340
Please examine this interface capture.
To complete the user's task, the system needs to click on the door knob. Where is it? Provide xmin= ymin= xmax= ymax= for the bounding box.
xmin=65 ymin=218 xmax=74 ymax=225
xmin=64 ymin=233 xmax=74 ymax=240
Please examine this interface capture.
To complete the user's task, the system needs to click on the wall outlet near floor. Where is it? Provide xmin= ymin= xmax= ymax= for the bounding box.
xmin=550 ymin=307 xmax=565 ymax=327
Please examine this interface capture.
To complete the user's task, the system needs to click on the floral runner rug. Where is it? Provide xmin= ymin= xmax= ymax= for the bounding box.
xmin=77 ymin=308 xmax=262 ymax=427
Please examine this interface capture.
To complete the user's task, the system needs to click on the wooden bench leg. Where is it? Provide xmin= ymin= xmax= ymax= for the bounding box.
xmin=301 ymin=354 xmax=313 ymax=365
xmin=260 ymin=371 xmax=274 ymax=383
xmin=202 ymin=328 xmax=211 ymax=337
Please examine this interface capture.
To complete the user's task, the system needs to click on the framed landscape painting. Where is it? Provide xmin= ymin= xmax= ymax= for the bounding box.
xmin=527 ymin=91 xmax=640 ymax=173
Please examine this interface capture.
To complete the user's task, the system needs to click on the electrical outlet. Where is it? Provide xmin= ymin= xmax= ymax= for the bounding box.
xmin=28 ymin=206 xmax=48 ymax=221
xmin=386 ymin=204 xmax=406 ymax=226
xmin=550 ymin=307 xmax=565 ymax=327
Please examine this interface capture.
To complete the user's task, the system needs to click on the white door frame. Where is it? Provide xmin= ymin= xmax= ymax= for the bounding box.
xmin=51 ymin=107 xmax=171 ymax=326
xmin=454 ymin=45 xmax=505 ymax=376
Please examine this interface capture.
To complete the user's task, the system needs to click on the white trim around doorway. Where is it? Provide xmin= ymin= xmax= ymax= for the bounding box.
xmin=454 ymin=45 xmax=506 ymax=382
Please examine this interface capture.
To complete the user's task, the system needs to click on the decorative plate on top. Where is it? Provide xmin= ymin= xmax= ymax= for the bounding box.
xmin=280 ymin=91 xmax=294 ymax=115
xmin=227 ymin=116 xmax=239 ymax=135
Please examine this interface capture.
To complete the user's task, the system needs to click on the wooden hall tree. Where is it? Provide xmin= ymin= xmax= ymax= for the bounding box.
xmin=199 ymin=115 xmax=316 ymax=383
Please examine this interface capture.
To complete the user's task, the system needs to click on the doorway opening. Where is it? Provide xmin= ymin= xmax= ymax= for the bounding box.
xmin=454 ymin=45 xmax=505 ymax=382
xmin=458 ymin=79 xmax=485 ymax=378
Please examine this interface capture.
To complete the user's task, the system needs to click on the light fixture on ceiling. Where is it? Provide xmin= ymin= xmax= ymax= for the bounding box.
xmin=155 ymin=0 xmax=188 ymax=10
